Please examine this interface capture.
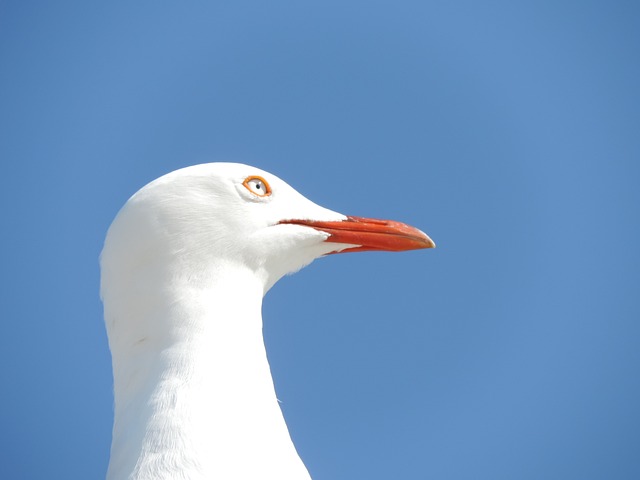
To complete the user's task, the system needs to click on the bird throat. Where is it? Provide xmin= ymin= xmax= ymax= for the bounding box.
xmin=107 ymin=267 xmax=311 ymax=480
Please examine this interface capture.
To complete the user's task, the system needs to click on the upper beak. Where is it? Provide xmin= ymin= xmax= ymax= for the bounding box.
xmin=280 ymin=215 xmax=435 ymax=253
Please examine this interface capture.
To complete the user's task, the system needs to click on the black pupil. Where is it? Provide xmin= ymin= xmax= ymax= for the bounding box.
xmin=255 ymin=183 xmax=261 ymax=190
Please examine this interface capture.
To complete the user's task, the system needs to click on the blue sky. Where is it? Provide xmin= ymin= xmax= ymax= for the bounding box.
xmin=1 ymin=1 xmax=639 ymax=479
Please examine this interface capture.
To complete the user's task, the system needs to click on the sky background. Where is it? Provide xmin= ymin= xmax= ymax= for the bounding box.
xmin=1 ymin=1 xmax=639 ymax=479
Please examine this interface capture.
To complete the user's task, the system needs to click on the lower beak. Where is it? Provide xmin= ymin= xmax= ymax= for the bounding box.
xmin=280 ymin=215 xmax=435 ymax=253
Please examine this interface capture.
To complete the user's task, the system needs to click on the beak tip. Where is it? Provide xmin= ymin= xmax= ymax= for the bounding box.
xmin=424 ymin=235 xmax=436 ymax=249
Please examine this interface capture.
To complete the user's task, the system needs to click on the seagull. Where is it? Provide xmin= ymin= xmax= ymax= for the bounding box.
xmin=100 ymin=163 xmax=435 ymax=480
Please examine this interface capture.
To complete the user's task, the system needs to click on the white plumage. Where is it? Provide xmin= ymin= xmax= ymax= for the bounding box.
xmin=101 ymin=163 xmax=434 ymax=479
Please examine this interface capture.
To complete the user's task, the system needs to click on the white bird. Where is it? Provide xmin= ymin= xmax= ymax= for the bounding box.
xmin=100 ymin=163 xmax=434 ymax=480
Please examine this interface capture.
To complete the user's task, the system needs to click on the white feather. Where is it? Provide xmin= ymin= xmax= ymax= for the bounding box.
xmin=101 ymin=163 xmax=350 ymax=479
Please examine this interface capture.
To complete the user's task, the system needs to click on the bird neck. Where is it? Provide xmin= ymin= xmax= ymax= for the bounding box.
xmin=106 ymin=266 xmax=311 ymax=480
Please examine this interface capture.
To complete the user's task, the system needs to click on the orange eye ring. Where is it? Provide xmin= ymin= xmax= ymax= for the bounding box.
xmin=242 ymin=175 xmax=272 ymax=197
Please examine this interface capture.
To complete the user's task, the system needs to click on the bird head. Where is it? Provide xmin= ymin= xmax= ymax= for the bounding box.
xmin=101 ymin=162 xmax=434 ymax=297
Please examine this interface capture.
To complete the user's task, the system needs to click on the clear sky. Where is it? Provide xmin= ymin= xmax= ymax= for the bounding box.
xmin=1 ymin=1 xmax=639 ymax=479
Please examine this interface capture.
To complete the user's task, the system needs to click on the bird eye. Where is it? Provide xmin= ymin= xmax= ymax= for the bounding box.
xmin=242 ymin=175 xmax=272 ymax=197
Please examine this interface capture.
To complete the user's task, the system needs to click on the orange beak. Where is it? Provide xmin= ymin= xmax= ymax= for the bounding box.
xmin=280 ymin=215 xmax=435 ymax=253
